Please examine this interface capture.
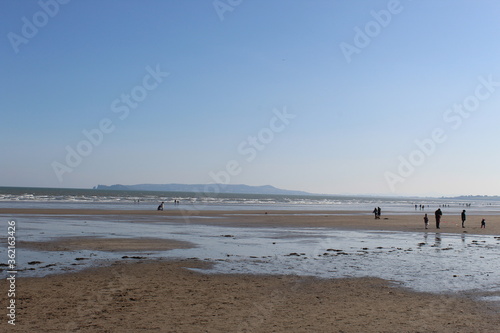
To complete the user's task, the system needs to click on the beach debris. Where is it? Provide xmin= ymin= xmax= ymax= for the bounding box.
xmin=221 ymin=235 xmax=234 ymax=238
xmin=74 ymin=257 xmax=88 ymax=261
xmin=28 ymin=261 xmax=42 ymax=265
xmin=121 ymin=256 xmax=146 ymax=259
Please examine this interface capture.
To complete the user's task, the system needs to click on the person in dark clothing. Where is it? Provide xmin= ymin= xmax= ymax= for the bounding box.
xmin=461 ymin=210 xmax=466 ymax=228
xmin=424 ymin=214 xmax=429 ymax=229
xmin=481 ymin=218 xmax=486 ymax=228
xmin=435 ymin=208 xmax=442 ymax=229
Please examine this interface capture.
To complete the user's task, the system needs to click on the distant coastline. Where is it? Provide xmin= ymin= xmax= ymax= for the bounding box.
xmin=94 ymin=183 xmax=313 ymax=196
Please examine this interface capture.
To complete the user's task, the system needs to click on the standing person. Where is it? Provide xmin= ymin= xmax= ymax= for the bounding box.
xmin=373 ymin=207 xmax=379 ymax=219
xmin=424 ymin=214 xmax=429 ymax=229
xmin=481 ymin=219 xmax=486 ymax=228
xmin=435 ymin=208 xmax=442 ymax=229
xmin=461 ymin=210 xmax=466 ymax=228
xmin=377 ymin=207 xmax=381 ymax=219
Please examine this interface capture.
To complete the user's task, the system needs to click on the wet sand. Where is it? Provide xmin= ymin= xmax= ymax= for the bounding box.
xmin=19 ymin=237 xmax=194 ymax=252
xmin=2 ymin=208 xmax=500 ymax=332
xmin=2 ymin=207 xmax=499 ymax=234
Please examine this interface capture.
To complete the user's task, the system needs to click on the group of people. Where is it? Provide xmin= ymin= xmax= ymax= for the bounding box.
xmin=424 ymin=209 xmax=486 ymax=229
xmin=372 ymin=207 xmax=382 ymax=219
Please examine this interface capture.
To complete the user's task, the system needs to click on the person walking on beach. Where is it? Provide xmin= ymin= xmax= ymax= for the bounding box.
xmin=424 ymin=214 xmax=429 ymax=229
xmin=461 ymin=210 xmax=466 ymax=228
xmin=435 ymin=208 xmax=442 ymax=229
xmin=373 ymin=207 xmax=379 ymax=219
xmin=377 ymin=207 xmax=381 ymax=218
xmin=157 ymin=201 xmax=164 ymax=211
xmin=481 ymin=218 xmax=486 ymax=228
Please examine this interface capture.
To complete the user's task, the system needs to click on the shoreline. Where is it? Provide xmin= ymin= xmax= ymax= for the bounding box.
xmin=2 ymin=207 xmax=499 ymax=235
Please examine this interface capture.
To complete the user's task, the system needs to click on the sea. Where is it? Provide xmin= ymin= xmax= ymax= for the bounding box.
xmin=1 ymin=186 xmax=500 ymax=214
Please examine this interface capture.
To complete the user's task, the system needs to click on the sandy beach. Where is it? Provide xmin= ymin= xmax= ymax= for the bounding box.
xmin=2 ymin=259 xmax=500 ymax=333
xmin=2 ymin=208 xmax=500 ymax=332
xmin=2 ymin=207 xmax=500 ymax=234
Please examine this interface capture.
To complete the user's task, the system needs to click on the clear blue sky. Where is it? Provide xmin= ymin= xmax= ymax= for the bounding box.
xmin=2 ymin=0 xmax=500 ymax=196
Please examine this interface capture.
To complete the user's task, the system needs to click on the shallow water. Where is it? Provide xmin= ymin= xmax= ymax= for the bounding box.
xmin=1 ymin=214 xmax=500 ymax=303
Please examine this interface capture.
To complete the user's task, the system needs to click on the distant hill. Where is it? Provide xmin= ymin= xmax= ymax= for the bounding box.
xmin=94 ymin=183 xmax=312 ymax=196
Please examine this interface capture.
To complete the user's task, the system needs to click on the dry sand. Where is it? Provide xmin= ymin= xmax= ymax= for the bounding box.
xmin=3 ymin=260 xmax=500 ymax=332
xmin=2 ymin=208 xmax=500 ymax=332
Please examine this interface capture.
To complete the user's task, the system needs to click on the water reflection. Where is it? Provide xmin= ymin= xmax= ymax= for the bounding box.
xmin=434 ymin=233 xmax=442 ymax=248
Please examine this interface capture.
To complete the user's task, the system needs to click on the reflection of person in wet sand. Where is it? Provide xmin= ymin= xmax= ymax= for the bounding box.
xmin=423 ymin=214 xmax=429 ymax=229
xmin=435 ymin=208 xmax=442 ymax=229
xmin=434 ymin=233 xmax=442 ymax=247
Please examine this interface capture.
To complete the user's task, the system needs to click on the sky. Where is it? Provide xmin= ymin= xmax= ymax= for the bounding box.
xmin=1 ymin=0 xmax=500 ymax=196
